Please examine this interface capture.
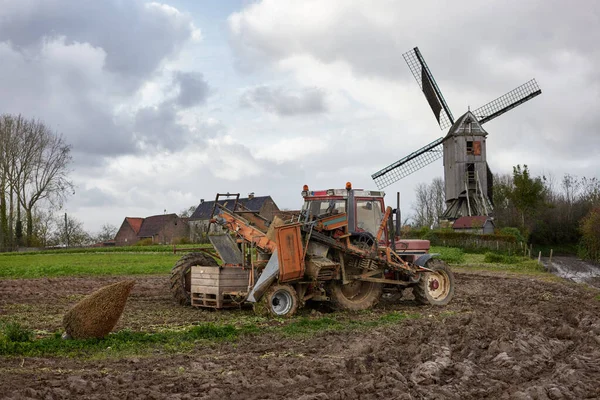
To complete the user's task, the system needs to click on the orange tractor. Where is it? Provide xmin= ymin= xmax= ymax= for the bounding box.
xmin=170 ymin=183 xmax=454 ymax=317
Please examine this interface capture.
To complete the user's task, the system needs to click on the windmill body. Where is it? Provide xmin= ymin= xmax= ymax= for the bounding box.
xmin=371 ymin=47 xmax=541 ymax=222
xmin=441 ymin=111 xmax=492 ymax=219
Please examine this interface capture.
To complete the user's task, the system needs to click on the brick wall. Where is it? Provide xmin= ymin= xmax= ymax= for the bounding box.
xmin=153 ymin=217 xmax=190 ymax=244
xmin=259 ymin=198 xmax=280 ymax=221
xmin=114 ymin=221 xmax=139 ymax=246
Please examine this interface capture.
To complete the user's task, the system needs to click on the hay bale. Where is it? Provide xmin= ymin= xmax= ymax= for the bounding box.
xmin=63 ymin=280 xmax=135 ymax=339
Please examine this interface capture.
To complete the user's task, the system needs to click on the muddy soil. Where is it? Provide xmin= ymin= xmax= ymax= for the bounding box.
xmin=1 ymin=272 xmax=600 ymax=399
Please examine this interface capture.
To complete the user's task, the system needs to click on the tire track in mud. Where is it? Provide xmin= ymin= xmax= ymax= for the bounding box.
xmin=1 ymin=273 xmax=600 ymax=399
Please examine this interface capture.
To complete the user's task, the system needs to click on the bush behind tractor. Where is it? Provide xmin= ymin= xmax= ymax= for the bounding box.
xmin=170 ymin=183 xmax=454 ymax=317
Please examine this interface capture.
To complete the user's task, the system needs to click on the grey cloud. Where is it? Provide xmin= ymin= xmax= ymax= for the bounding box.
xmin=229 ymin=1 xmax=600 ymax=84
xmin=0 ymin=41 xmax=137 ymax=158
xmin=173 ymin=71 xmax=211 ymax=108
xmin=0 ymin=1 xmax=201 ymax=163
xmin=240 ymin=86 xmax=327 ymax=116
xmin=74 ymin=187 xmax=117 ymax=208
xmin=134 ymin=103 xmax=185 ymax=150
xmin=228 ymin=0 xmax=600 ymax=181
xmin=0 ymin=1 xmax=197 ymax=85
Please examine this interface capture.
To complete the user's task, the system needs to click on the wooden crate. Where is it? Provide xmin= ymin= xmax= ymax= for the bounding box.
xmin=190 ymin=266 xmax=249 ymax=308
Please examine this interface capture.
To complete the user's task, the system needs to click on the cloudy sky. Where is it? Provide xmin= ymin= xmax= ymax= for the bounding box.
xmin=0 ymin=0 xmax=598 ymax=233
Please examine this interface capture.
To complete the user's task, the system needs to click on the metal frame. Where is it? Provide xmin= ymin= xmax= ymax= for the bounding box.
xmin=403 ymin=47 xmax=455 ymax=130
xmin=371 ymin=137 xmax=444 ymax=189
xmin=474 ymin=79 xmax=542 ymax=125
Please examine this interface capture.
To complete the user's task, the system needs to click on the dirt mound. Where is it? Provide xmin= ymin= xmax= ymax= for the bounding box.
xmin=63 ymin=280 xmax=135 ymax=339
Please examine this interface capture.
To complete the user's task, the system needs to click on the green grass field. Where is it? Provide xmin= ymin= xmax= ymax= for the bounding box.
xmin=0 ymin=251 xmax=183 ymax=279
xmin=0 ymin=244 xmax=548 ymax=279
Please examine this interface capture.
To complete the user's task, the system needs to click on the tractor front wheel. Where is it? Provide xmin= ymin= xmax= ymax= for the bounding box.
xmin=170 ymin=253 xmax=218 ymax=306
xmin=413 ymin=259 xmax=454 ymax=306
xmin=254 ymin=284 xmax=299 ymax=318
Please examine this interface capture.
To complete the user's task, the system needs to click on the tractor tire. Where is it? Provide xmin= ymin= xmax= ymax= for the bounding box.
xmin=329 ymin=279 xmax=383 ymax=311
xmin=253 ymin=284 xmax=299 ymax=318
xmin=413 ymin=259 xmax=455 ymax=306
xmin=170 ymin=253 xmax=218 ymax=306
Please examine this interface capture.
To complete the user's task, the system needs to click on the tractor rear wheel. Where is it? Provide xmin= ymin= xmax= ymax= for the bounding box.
xmin=329 ymin=279 xmax=383 ymax=311
xmin=170 ymin=253 xmax=218 ymax=306
xmin=254 ymin=284 xmax=299 ymax=318
xmin=413 ymin=259 xmax=454 ymax=306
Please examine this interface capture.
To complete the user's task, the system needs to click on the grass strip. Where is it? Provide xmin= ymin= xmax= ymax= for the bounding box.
xmin=0 ymin=311 xmax=423 ymax=358
xmin=0 ymin=244 xmax=211 ymax=257
xmin=0 ymin=253 xmax=183 ymax=279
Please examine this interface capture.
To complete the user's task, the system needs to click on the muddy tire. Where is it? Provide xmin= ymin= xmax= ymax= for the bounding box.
xmin=170 ymin=253 xmax=218 ymax=306
xmin=413 ymin=259 xmax=455 ymax=306
xmin=254 ymin=284 xmax=299 ymax=318
xmin=329 ymin=279 xmax=383 ymax=311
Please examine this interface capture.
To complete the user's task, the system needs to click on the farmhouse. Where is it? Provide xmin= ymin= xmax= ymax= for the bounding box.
xmin=188 ymin=194 xmax=279 ymax=241
xmin=114 ymin=214 xmax=189 ymax=246
xmin=452 ymin=216 xmax=495 ymax=235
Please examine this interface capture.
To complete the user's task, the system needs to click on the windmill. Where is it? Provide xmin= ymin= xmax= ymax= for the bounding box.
xmin=372 ymin=47 xmax=541 ymax=220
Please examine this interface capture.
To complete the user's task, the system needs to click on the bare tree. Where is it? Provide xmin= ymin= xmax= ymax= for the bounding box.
xmin=179 ymin=205 xmax=197 ymax=218
xmin=413 ymin=177 xmax=445 ymax=228
xmin=51 ymin=215 xmax=91 ymax=247
xmin=31 ymin=207 xmax=55 ymax=247
xmin=95 ymin=223 xmax=118 ymax=243
xmin=3 ymin=116 xmax=73 ymax=245
xmin=431 ymin=177 xmax=445 ymax=222
xmin=561 ymin=174 xmax=581 ymax=223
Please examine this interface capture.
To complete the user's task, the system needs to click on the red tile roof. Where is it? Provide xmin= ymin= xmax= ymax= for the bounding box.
xmin=452 ymin=216 xmax=492 ymax=229
xmin=126 ymin=217 xmax=144 ymax=234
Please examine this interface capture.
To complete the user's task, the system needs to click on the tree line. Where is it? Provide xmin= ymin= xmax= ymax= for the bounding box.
xmin=412 ymin=165 xmax=600 ymax=258
xmin=0 ymin=114 xmax=73 ymax=250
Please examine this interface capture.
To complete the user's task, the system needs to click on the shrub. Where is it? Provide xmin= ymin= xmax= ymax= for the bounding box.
xmin=431 ymin=247 xmax=465 ymax=264
xmin=483 ymin=252 xmax=519 ymax=264
xmin=579 ymin=208 xmax=600 ymax=262
xmin=173 ymin=236 xmax=192 ymax=245
xmin=2 ymin=322 xmax=33 ymax=342
xmin=499 ymin=227 xmax=526 ymax=243
xmin=134 ymin=238 xmax=154 ymax=246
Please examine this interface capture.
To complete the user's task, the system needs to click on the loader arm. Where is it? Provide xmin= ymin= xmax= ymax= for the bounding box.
xmin=212 ymin=203 xmax=277 ymax=253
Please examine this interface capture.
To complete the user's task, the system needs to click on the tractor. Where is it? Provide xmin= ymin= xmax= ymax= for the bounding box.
xmin=170 ymin=183 xmax=454 ymax=317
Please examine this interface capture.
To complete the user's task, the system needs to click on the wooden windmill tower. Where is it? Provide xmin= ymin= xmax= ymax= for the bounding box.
xmin=372 ymin=47 xmax=542 ymax=221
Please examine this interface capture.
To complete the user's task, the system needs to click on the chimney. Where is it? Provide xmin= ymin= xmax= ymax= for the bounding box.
xmin=248 ymin=192 xmax=255 ymax=199
xmin=200 ymin=199 xmax=204 ymax=204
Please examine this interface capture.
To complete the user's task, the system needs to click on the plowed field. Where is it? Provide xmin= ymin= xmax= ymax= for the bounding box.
xmin=1 ymin=271 xmax=600 ymax=399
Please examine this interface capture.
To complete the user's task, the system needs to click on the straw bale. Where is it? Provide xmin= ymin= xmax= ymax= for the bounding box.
xmin=63 ymin=280 xmax=135 ymax=339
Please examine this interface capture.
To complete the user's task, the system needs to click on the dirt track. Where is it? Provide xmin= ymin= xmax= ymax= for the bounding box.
xmin=1 ymin=272 xmax=600 ymax=399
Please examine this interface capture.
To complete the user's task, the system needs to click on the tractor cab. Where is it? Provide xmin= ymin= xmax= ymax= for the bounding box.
xmin=301 ymin=183 xmax=430 ymax=262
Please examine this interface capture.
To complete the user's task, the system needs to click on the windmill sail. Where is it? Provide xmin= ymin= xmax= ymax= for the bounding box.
xmin=474 ymin=79 xmax=541 ymax=125
xmin=403 ymin=47 xmax=455 ymax=130
xmin=371 ymin=137 xmax=444 ymax=189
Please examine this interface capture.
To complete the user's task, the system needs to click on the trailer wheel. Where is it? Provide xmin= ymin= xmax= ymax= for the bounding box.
xmin=413 ymin=259 xmax=454 ymax=306
xmin=254 ymin=284 xmax=299 ymax=318
xmin=170 ymin=253 xmax=218 ymax=306
xmin=329 ymin=279 xmax=383 ymax=311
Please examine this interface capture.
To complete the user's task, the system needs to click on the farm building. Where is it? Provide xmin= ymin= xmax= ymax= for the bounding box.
xmin=114 ymin=217 xmax=144 ymax=246
xmin=114 ymin=214 xmax=189 ymax=246
xmin=452 ymin=216 xmax=495 ymax=235
xmin=188 ymin=194 xmax=279 ymax=241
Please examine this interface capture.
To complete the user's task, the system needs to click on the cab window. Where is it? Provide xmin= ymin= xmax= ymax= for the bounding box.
xmin=302 ymin=199 xmax=346 ymax=218
xmin=355 ymin=200 xmax=383 ymax=236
